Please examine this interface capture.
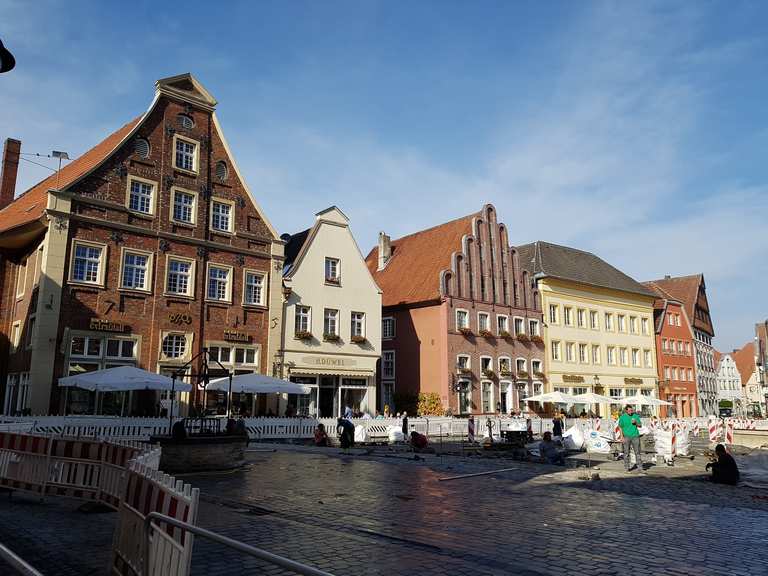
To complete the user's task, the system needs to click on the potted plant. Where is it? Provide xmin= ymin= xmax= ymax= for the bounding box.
xmin=516 ymin=333 xmax=530 ymax=343
xmin=482 ymin=369 xmax=496 ymax=379
xmin=457 ymin=365 xmax=472 ymax=375
xmin=499 ymin=330 xmax=512 ymax=339
xmin=533 ymin=371 xmax=546 ymax=380
xmin=531 ymin=334 xmax=544 ymax=345
xmin=499 ymin=369 xmax=513 ymax=377
xmin=350 ymin=335 xmax=367 ymax=344
xmin=479 ymin=329 xmax=494 ymax=338
xmin=323 ymin=333 xmax=340 ymax=342
xmin=294 ymin=330 xmax=312 ymax=340
xmin=325 ymin=276 xmax=340 ymax=285
xmin=517 ymin=370 xmax=530 ymax=379
xmin=459 ymin=327 xmax=473 ymax=336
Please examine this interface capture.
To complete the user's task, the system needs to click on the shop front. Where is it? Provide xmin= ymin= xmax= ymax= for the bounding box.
xmin=283 ymin=353 xmax=377 ymax=418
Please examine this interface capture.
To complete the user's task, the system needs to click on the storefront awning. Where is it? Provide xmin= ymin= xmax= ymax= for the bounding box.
xmin=290 ymin=367 xmax=374 ymax=379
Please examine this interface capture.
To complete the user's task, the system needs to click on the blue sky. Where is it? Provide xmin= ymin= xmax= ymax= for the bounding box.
xmin=1 ymin=0 xmax=766 ymax=352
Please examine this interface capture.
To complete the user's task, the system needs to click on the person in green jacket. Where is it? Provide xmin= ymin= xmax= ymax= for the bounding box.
xmin=618 ymin=405 xmax=644 ymax=473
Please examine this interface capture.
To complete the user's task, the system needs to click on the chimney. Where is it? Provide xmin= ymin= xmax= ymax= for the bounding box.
xmin=0 ymin=138 xmax=21 ymax=210
xmin=377 ymin=232 xmax=391 ymax=271
xmin=664 ymin=275 xmax=671 ymax=280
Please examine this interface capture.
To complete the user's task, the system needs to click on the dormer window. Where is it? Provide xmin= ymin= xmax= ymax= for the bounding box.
xmin=325 ymin=257 xmax=340 ymax=284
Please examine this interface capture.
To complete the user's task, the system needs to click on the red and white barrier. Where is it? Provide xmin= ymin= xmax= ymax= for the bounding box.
xmin=614 ymin=421 xmax=623 ymax=441
xmin=725 ymin=421 xmax=734 ymax=445
xmin=708 ymin=417 xmax=719 ymax=443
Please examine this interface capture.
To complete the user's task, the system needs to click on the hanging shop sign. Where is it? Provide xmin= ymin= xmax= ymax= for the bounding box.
xmin=562 ymin=374 xmax=585 ymax=383
xmin=301 ymin=356 xmax=358 ymax=367
xmin=89 ymin=318 xmax=128 ymax=332
xmin=624 ymin=377 xmax=644 ymax=385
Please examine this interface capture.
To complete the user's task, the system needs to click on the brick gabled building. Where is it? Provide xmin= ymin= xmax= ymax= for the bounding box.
xmin=0 ymin=74 xmax=284 ymax=415
xmin=365 ymin=204 xmax=544 ymax=416
xmin=645 ymin=274 xmax=717 ymax=415
xmin=643 ymin=281 xmax=698 ymax=417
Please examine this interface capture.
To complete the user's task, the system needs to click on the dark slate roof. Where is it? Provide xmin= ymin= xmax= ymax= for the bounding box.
xmin=517 ymin=241 xmax=656 ymax=298
xmin=282 ymin=228 xmax=310 ymax=274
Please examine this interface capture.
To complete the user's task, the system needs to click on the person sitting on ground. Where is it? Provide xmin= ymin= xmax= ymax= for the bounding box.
xmin=706 ymin=444 xmax=739 ymax=485
xmin=539 ymin=432 xmax=565 ymax=465
xmin=337 ymin=417 xmax=355 ymax=449
xmin=314 ymin=423 xmax=329 ymax=447
xmin=410 ymin=431 xmax=434 ymax=453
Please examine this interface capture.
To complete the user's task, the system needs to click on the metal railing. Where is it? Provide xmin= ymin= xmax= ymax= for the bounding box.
xmin=0 ymin=542 xmax=44 ymax=576
xmin=144 ymin=512 xmax=336 ymax=576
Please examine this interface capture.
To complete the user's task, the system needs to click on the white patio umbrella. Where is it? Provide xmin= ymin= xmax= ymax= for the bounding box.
xmin=573 ymin=392 xmax=616 ymax=404
xmin=522 ymin=391 xmax=581 ymax=404
xmin=208 ymin=373 xmax=311 ymax=395
xmin=59 ymin=366 xmax=191 ymax=417
xmin=617 ymin=394 xmax=666 ymax=406
xmin=58 ymin=365 xmax=191 ymax=392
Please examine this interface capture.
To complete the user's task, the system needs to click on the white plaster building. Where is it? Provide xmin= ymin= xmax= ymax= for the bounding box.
xmin=715 ymin=352 xmax=744 ymax=415
xmin=278 ymin=207 xmax=381 ymax=417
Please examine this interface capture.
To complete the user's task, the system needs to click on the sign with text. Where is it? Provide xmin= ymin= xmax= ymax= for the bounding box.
xmin=300 ymin=356 xmax=358 ymax=367
xmin=89 ymin=318 xmax=127 ymax=332
xmin=223 ymin=330 xmax=251 ymax=343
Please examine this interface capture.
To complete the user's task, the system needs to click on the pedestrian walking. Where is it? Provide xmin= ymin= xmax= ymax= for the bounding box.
xmin=618 ymin=405 xmax=644 ymax=473
xmin=401 ymin=411 xmax=409 ymax=436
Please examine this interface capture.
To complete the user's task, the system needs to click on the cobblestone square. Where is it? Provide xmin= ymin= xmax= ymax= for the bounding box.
xmin=1 ymin=447 xmax=767 ymax=575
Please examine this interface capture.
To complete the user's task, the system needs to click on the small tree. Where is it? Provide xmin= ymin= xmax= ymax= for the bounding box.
xmin=417 ymin=392 xmax=445 ymax=416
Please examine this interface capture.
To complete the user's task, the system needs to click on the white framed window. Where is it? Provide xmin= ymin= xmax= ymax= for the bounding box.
xmin=644 ymin=349 xmax=653 ymax=368
xmin=70 ymin=240 xmax=106 ymax=286
xmin=563 ymin=306 xmax=573 ymax=326
xmin=15 ymin=259 xmax=26 ymax=298
xmin=210 ymin=198 xmax=234 ymax=233
xmin=161 ymin=333 xmax=187 ymax=359
xmin=514 ymin=317 xmax=525 ymax=335
xmin=592 ymin=344 xmax=601 ymax=364
xmin=675 ymin=314 xmax=681 ymax=327
xmin=579 ymin=343 xmax=588 ymax=363
xmin=106 ymin=337 xmax=136 ymax=360
xmin=631 ymin=348 xmax=640 ymax=367
xmin=528 ymin=319 xmax=540 ymax=336
xmin=668 ymin=314 xmax=675 ymax=326
xmin=25 ymin=314 xmax=36 ymax=350
xmin=382 ymin=350 xmax=395 ymax=379
xmin=173 ymin=134 xmax=198 ymax=173
xmin=590 ymin=310 xmax=599 ymax=329
xmin=126 ymin=176 xmax=156 ymax=216
xmin=607 ymin=346 xmax=616 ymax=365
xmin=171 ymin=187 xmax=197 ymax=225
xmin=515 ymin=358 xmax=527 ymax=373
xmin=457 ymin=354 xmax=471 ymax=371
xmin=456 ymin=309 xmax=469 ymax=330
xmin=481 ymin=381 xmax=493 ymax=413
xmin=295 ymin=305 xmax=311 ymax=335
xmin=672 ymin=367 xmax=678 ymax=380
xmin=325 ymin=257 xmax=340 ymax=284
xmin=323 ymin=308 xmax=339 ymax=336
xmin=382 ymin=317 xmax=395 ymax=339
xmin=70 ymin=335 xmax=103 ymax=357
xmin=687 ymin=368 xmax=692 ymax=381
xmin=577 ymin=309 xmax=586 ymax=328
xmin=10 ymin=321 xmax=21 ymax=353
xmin=165 ymin=256 xmax=195 ymax=297
xmin=497 ymin=315 xmax=509 ymax=335
xmin=565 ymin=342 xmax=575 ymax=362
xmin=498 ymin=356 xmax=512 ymax=374
xmin=630 ymin=316 xmax=638 ymax=334
xmin=243 ymin=270 xmax=266 ymax=306
xmin=604 ymin=313 xmax=614 ymax=331
xmin=617 ymin=315 xmax=626 ymax=332
xmin=531 ymin=359 xmax=542 ymax=375
xmin=619 ymin=347 xmax=628 ymax=366
xmin=662 ymin=338 xmax=668 ymax=352
xmin=478 ymin=312 xmax=490 ymax=332
xmin=351 ymin=312 xmax=365 ymax=338
xmin=480 ymin=356 xmax=493 ymax=374
xmin=206 ymin=264 xmax=232 ymax=302
xmin=641 ymin=317 xmax=650 ymax=335
xmin=549 ymin=304 xmax=559 ymax=324
xmin=120 ymin=248 xmax=152 ymax=291
xmin=551 ymin=341 xmax=561 ymax=361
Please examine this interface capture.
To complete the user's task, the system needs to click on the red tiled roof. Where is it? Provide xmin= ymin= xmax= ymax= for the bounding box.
xmin=0 ymin=116 xmax=143 ymax=234
xmin=644 ymin=275 xmax=702 ymax=323
xmin=732 ymin=342 xmax=756 ymax=386
xmin=365 ymin=213 xmax=476 ymax=307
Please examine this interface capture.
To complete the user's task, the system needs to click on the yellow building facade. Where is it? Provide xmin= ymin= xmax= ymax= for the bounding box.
xmin=518 ymin=242 xmax=658 ymax=417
